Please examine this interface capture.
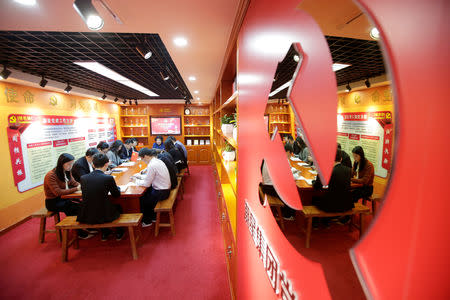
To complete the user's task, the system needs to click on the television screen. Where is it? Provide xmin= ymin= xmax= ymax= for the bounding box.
xmin=150 ymin=116 xmax=181 ymax=135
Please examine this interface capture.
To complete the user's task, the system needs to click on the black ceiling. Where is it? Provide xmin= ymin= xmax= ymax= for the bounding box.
xmin=0 ymin=31 xmax=192 ymax=100
xmin=269 ymin=35 xmax=386 ymax=99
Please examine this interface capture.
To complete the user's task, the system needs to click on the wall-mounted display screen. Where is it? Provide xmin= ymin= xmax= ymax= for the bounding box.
xmin=150 ymin=116 xmax=181 ymax=135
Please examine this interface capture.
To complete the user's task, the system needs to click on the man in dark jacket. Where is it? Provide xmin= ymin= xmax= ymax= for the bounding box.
xmin=337 ymin=143 xmax=352 ymax=169
xmin=72 ymin=147 xmax=99 ymax=182
xmin=157 ymin=151 xmax=178 ymax=190
xmin=312 ymin=149 xmax=353 ymax=213
xmin=77 ymin=153 xmax=124 ymax=241
xmin=119 ymin=138 xmax=135 ymax=160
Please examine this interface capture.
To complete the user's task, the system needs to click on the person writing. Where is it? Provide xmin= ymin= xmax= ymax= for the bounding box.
xmin=44 ymin=153 xmax=93 ymax=239
xmin=164 ymin=139 xmax=187 ymax=172
xmin=119 ymin=138 xmax=135 ymax=160
xmin=106 ymin=140 xmax=125 ymax=168
xmin=297 ymin=137 xmax=313 ymax=164
xmin=96 ymin=141 xmax=109 ymax=154
xmin=351 ymin=146 xmax=375 ymax=202
xmin=337 ymin=143 xmax=352 ymax=168
xmin=157 ymin=151 xmax=178 ymax=190
xmin=77 ymin=153 xmax=124 ymax=241
xmin=132 ymin=148 xmax=171 ymax=227
xmin=167 ymin=136 xmax=187 ymax=161
xmin=152 ymin=136 xmax=165 ymax=150
xmin=72 ymin=147 xmax=99 ymax=182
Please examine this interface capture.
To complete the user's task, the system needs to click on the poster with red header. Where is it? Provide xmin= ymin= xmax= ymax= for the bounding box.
xmin=337 ymin=111 xmax=393 ymax=178
xmin=7 ymin=114 xmax=117 ymax=192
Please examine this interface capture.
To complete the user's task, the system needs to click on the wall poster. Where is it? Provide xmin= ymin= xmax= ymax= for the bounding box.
xmin=337 ymin=111 xmax=393 ymax=178
xmin=7 ymin=114 xmax=117 ymax=192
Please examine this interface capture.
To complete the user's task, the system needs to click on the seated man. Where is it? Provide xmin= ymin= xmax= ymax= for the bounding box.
xmin=96 ymin=141 xmax=109 ymax=154
xmin=132 ymin=148 xmax=171 ymax=226
xmin=168 ymin=136 xmax=187 ymax=161
xmin=157 ymin=151 xmax=178 ymax=190
xmin=72 ymin=147 xmax=99 ymax=182
xmin=337 ymin=143 xmax=352 ymax=169
xmin=77 ymin=153 xmax=124 ymax=241
xmin=119 ymin=138 xmax=135 ymax=160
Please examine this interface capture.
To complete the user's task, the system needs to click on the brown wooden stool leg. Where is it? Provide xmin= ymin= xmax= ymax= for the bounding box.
xmin=155 ymin=212 xmax=161 ymax=237
xmin=73 ymin=230 xmax=79 ymax=249
xmin=128 ymin=226 xmax=138 ymax=260
xmin=305 ymin=217 xmax=312 ymax=248
xmin=53 ymin=213 xmax=61 ymax=243
xmin=169 ymin=210 xmax=175 ymax=235
xmin=61 ymin=229 xmax=68 ymax=262
xmin=39 ymin=217 xmax=46 ymax=243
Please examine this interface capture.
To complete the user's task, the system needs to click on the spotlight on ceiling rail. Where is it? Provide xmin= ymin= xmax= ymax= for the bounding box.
xmin=64 ymin=82 xmax=72 ymax=93
xmin=73 ymin=0 xmax=104 ymax=31
xmin=39 ymin=75 xmax=48 ymax=87
xmin=136 ymin=43 xmax=152 ymax=59
xmin=370 ymin=27 xmax=380 ymax=40
xmin=128 ymin=100 xmax=132 ymax=105
xmin=135 ymin=99 xmax=138 ymax=105
xmin=123 ymin=99 xmax=127 ymax=104
xmin=0 ymin=65 xmax=11 ymax=80
xmin=345 ymin=83 xmax=351 ymax=92
xmin=114 ymin=97 xmax=118 ymax=102
xmin=101 ymin=92 xmax=107 ymax=100
xmin=160 ymin=71 xmax=170 ymax=81
xmin=365 ymin=78 xmax=371 ymax=88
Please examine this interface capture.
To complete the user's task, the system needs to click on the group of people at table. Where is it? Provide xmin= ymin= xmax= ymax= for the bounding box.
xmin=261 ymin=135 xmax=375 ymax=226
xmin=43 ymin=136 xmax=188 ymax=240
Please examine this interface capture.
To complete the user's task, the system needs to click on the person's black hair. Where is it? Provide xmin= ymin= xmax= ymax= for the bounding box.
xmin=85 ymin=147 xmax=99 ymax=157
xmin=284 ymin=143 xmax=294 ymax=153
xmin=167 ymin=136 xmax=176 ymax=142
xmin=110 ymin=140 xmax=123 ymax=154
xmin=155 ymin=135 xmax=164 ymax=143
xmin=96 ymin=141 xmax=109 ymax=151
xmin=352 ymin=146 xmax=367 ymax=172
xmin=131 ymin=138 xmax=138 ymax=143
xmin=92 ymin=153 xmax=109 ymax=168
xmin=55 ymin=153 xmax=75 ymax=182
xmin=337 ymin=143 xmax=342 ymax=150
xmin=286 ymin=134 xmax=294 ymax=141
xmin=335 ymin=149 xmax=342 ymax=162
xmin=138 ymin=147 xmax=158 ymax=158
xmin=164 ymin=139 xmax=175 ymax=152
xmin=296 ymin=137 xmax=307 ymax=150
xmin=125 ymin=138 xmax=134 ymax=145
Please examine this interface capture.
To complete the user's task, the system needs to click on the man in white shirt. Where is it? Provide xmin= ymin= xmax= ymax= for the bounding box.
xmin=132 ymin=148 xmax=171 ymax=226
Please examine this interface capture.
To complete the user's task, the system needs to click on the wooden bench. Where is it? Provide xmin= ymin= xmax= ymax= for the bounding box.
xmin=177 ymin=168 xmax=186 ymax=195
xmin=55 ymin=213 xmax=143 ymax=262
xmin=362 ymin=194 xmax=382 ymax=215
xmin=258 ymin=186 xmax=286 ymax=231
xmin=300 ymin=203 xmax=371 ymax=248
xmin=154 ymin=177 xmax=182 ymax=237
xmin=31 ymin=207 xmax=61 ymax=243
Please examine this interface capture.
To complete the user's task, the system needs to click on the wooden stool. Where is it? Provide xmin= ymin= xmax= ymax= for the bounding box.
xmin=31 ymin=207 xmax=61 ymax=243
xmin=258 ymin=186 xmax=286 ymax=231
xmin=362 ymin=194 xmax=382 ymax=215
xmin=154 ymin=177 xmax=182 ymax=237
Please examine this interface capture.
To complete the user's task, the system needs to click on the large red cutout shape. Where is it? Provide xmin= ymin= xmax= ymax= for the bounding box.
xmin=237 ymin=0 xmax=450 ymax=299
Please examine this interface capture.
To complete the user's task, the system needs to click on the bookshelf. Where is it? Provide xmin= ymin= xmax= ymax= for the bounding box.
xmin=119 ymin=106 xmax=149 ymax=147
xmin=265 ymin=101 xmax=295 ymax=137
xmin=183 ymin=105 xmax=212 ymax=164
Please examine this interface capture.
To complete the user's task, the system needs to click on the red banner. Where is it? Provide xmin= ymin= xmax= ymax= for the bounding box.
xmin=7 ymin=127 xmax=26 ymax=185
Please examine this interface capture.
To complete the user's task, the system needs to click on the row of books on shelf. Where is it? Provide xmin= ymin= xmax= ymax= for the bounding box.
xmin=186 ymin=139 xmax=210 ymax=146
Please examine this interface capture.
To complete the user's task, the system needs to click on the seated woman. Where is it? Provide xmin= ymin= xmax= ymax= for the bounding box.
xmin=152 ymin=136 xmax=165 ymax=150
xmin=164 ymin=139 xmax=187 ymax=172
xmin=351 ymin=146 xmax=375 ymax=202
xmin=296 ymin=137 xmax=312 ymax=164
xmin=96 ymin=141 xmax=109 ymax=154
xmin=44 ymin=153 xmax=93 ymax=239
xmin=106 ymin=140 xmax=124 ymax=168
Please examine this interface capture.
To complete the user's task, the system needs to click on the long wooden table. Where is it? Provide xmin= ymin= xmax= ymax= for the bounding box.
xmin=62 ymin=162 xmax=148 ymax=213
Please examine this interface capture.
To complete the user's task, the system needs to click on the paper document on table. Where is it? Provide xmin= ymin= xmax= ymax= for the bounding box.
xmin=290 ymin=157 xmax=301 ymax=162
xmin=297 ymin=162 xmax=309 ymax=166
xmin=309 ymin=170 xmax=318 ymax=175
xmin=111 ymin=167 xmax=128 ymax=173
xmin=74 ymin=190 xmax=82 ymax=194
xmin=121 ymin=162 xmax=136 ymax=167
xmin=296 ymin=176 xmax=313 ymax=185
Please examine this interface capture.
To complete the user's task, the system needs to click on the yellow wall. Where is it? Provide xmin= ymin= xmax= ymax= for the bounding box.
xmin=0 ymin=81 xmax=121 ymax=231
xmin=337 ymin=84 xmax=394 ymax=195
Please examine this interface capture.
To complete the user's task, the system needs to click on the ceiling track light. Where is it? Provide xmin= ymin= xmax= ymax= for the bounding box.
xmin=39 ymin=75 xmax=48 ymax=87
xmin=123 ymin=99 xmax=127 ymax=104
xmin=365 ymin=78 xmax=371 ymax=88
xmin=160 ymin=71 xmax=170 ymax=81
xmin=101 ymin=91 xmax=107 ymax=99
xmin=0 ymin=65 xmax=12 ymax=80
xmin=128 ymin=100 xmax=132 ymax=105
xmin=114 ymin=97 xmax=118 ymax=102
xmin=135 ymin=99 xmax=138 ymax=105
xmin=64 ymin=82 xmax=72 ymax=93
xmin=136 ymin=41 xmax=152 ymax=59
xmin=293 ymin=54 xmax=300 ymax=62
xmin=345 ymin=83 xmax=352 ymax=92
xmin=73 ymin=0 xmax=104 ymax=31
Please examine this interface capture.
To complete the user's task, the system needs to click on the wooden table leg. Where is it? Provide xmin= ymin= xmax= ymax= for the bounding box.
xmin=306 ymin=217 xmax=312 ymax=248
xmin=39 ymin=217 xmax=46 ymax=243
xmin=128 ymin=226 xmax=138 ymax=260
xmin=275 ymin=206 xmax=285 ymax=231
xmin=169 ymin=210 xmax=175 ymax=235
xmin=155 ymin=212 xmax=161 ymax=237
xmin=61 ymin=229 xmax=68 ymax=262
xmin=73 ymin=230 xmax=79 ymax=249
xmin=53 ymin=213 xmax=61 ymax=243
